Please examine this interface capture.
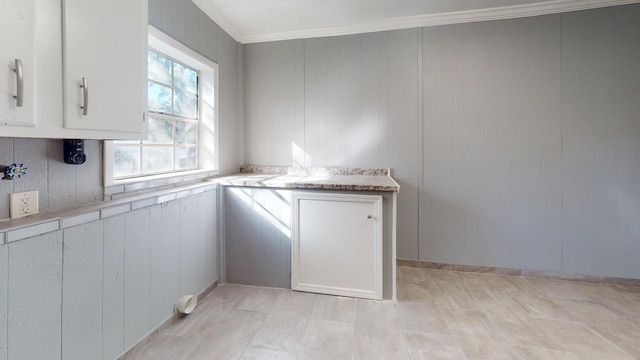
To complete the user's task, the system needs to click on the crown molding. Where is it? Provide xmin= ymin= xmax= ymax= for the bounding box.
xmin=191 ymin=0 xmax=242 ymax=41
xmin=194 ymin=0 xmax=640 ymax=44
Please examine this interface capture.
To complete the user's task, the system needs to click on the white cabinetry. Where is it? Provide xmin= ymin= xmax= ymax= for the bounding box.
xmin=292 ymin=192 xmax=383 ymax=300
xmin=63 ymin=0 xmax=147 ymax=135
xmin=0 ymin=0 xmax=35 ymax=127
xmin=0 ymin=0 xmax=147 ymax=139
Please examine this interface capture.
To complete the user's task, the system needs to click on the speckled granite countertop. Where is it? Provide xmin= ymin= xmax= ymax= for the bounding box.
xmin=210 ymin=166 xmax=400 ymax=192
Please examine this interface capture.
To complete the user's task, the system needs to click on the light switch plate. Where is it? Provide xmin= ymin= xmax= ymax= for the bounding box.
xmin=10 ymin=190 xmax=39 ymax=219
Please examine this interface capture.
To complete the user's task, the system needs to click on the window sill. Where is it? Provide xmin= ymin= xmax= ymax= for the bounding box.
xmin=104 ymin=168 xmax=219 ymax=200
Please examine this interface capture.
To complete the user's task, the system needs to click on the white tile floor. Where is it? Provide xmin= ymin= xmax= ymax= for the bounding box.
xmin=132 ymin=266 xmax=640 ymax=359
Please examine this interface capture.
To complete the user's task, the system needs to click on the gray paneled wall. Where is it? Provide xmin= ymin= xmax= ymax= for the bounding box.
xmin=244 ymin=30 xmax=421 ymax=260
xmin=225 ymin=187 xmax=293 ymax=289
xmin=560 ymin=7 xmax=640 ymax=278
xmin=421 ymin=16 xmax=564 ymax=271
xmin=0 ymin=139 xmax=102 ymax=220
xmin=242 ymin=4 xmax=640 ymax=279
xmin=0 ymin=191 xmax=218 ymax=359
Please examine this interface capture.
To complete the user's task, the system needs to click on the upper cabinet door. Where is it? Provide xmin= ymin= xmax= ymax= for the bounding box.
xmin=63 ymin=0 xmax=147 ymax=136
xmin=0 ymin=0 xmax=36 ymax=128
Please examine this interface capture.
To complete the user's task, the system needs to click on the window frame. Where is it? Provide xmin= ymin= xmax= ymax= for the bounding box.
xmin=104 ymin=25 xmax=219 ymax=188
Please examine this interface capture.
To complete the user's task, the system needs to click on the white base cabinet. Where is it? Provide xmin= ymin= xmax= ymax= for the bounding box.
xmin=292 ymin=192 xmax=383 ymax=300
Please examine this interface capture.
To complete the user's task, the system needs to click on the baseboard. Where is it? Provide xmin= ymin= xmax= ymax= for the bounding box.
xmin=397 ymin=259 xmax=640 ymax=287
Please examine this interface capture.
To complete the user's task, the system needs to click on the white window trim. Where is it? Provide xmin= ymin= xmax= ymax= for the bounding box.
xmin=104 ymin=25 xmax=219 ymax=188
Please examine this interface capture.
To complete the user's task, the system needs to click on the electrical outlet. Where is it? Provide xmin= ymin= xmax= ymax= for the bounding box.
xmin=10 ymin=190 xmax=39 ymax=219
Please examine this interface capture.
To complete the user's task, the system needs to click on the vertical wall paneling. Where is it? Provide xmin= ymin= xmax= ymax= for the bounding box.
xmin=159 ymin=0 xmax=185 ymax=43
xmin=523 ymin=15 xmax=563 ymax=272
xmin=123 ymin=208 xmax=151 ymax=349
xmin=62 ymin=221 xmax=104 ymax=360
xmin=421 ymin=18 xmax=563 ymax=269
xmin=386 ymin=30 xmax=420 ymax=180
xmin=74 ymin=140 xmax=103 ymax=205
xmin=244 ymin=40 xmax=304 ymax=167
xmin=561 ymin=8 xmax=617 ymax=276
xmin=218 ymin=31 xmax=241 ymax=173
xmin=0 ymin=140 xmax=15 ymax=220
xmin=225 ymin=187 xmax=255 ymax=284
xmin=248 ymin=30 xmax=420 ymax=258
xmin=252 ymin=189 xmax=292 ymax=288
xmin=7 ymin=232 xmax=63 ymax=360
xmin=606 ymin=7 xmax=640 ymax=278
xmin=47 ymin=140 xmax=76 ymax=210
xmin=0 ymin=245 xmax=7 ymax=360
xmin=225 ymin=187 xmax=292 ymax=288
xmin=149 ymin=202 xmax=180 ymax=329
xmin=303 ymin=38 xmax=326 ymax=166
xmin=179 ymin=197 xmax=200 ymax=296
xmin=0 ymin=138 xmax=102 ymax=219
xmin=13 ymin=139 xmax=49 ymax=210
xmin=561 ymin=7 xmax=640 ymax=278
xmin=421 ymin=24 xmax=461 ymax=263
xmin=337 ymin=35 xmax=364 ymax=167
xmin=236 ymin=44 xmax=245 ymax=166
xmin=381 ymin=29 xmax=421 ymax=260
xmin=396 ymin=179 xmax=420 ymax=260
xmin=198 ymin=190 xmax=219 ymax=290
xmin=102 ymin=215 xmax=126 ymax=360
xmin=202 ymin=14 xmax=220 ymax=63
xmin=361 ymin=32 xmax=384 ymax=168
xmin=183 ymin=0 xmax=207 ymax=56
xmin=243 ymin=4 xmax=640 ymax=279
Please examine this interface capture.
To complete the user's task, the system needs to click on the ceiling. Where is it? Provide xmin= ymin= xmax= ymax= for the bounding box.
xmin=191 ymin=0 xmax=639 ymax=43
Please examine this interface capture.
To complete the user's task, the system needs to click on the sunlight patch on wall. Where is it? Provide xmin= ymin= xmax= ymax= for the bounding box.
xmin=230 ymin=187 xmax=292 ymax=238
xmin=292 ymin=142 xmax=312 ymax=167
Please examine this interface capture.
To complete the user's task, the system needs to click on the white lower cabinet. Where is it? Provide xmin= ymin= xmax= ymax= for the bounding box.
xmin=291 ymin=192 xmax=383 ymax=300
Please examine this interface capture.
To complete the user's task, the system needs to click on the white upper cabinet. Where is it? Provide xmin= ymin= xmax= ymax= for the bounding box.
xmin=0 ymin=0 xmax=36 ymax=128
xmin=62 ymin=0 xmax=147 ymax=136
xmin=0 ymin=0 xmax=147 ymax=139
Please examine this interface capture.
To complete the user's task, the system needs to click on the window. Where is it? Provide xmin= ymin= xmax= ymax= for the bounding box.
xmin=104 ymin=26 xmax=218 ymax=187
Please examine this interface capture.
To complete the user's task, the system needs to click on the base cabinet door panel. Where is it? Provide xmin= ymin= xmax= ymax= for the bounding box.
xmin=292 ymin=192 xmax=383 ymax=300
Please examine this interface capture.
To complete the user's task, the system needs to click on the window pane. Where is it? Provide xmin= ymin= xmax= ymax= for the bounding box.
xmin=142 ymin=147 xmax=173 ymax=173
xmin=173 ymin=62 xmax=197 ymax=93
xmin=113 ymin=146 xmax=140 ymax=178
xmin=144 ymin=117 xmax=173 ymax=144
xmin=148 ymin=82 xmax=172 ymax=113
xmin=176 ymin=120 xmax=197 ymax=145
xmin=175 ymin=146 xmax=197 ymax=170
xmin=148 ymin=51 xmax=171 ymax=85
xmin=173 ymin=89 xmax=197 ymax=118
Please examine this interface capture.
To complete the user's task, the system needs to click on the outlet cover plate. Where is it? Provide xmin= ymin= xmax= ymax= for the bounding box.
xmin=10 ymin=190 xmax=39 ymax=219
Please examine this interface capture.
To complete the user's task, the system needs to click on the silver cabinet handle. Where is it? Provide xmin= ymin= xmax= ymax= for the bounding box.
xmin=13 ymin=59 xmax=23 ymax=107
xmin=80 ymin=77 xmax=88 ymax=116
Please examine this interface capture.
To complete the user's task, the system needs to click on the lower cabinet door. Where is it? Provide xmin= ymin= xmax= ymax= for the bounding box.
xmin=291 ymin=192 xmax=383 ymax=300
